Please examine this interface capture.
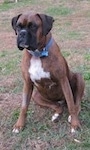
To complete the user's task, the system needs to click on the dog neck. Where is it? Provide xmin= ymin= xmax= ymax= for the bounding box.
xmin=27 ymin=38 xmax=53 ymax=57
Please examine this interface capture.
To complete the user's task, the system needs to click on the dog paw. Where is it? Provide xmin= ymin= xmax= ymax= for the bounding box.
xmin=12 ymin=121 xmax=24 ymax=133
xmin=70 ymin=115 xmax=81 ymax=134
xmin=12 ymin=128 xmax=19 ymax=133
xmin=12 ymin=125 xmax=23 ymax=133
xmin=68 ymin=115 xmax=81 ymax=133
xmin=71 ymin=128 xmax=76 ymax=133
xmin=51 ymin=113 xmax=59 ymax=122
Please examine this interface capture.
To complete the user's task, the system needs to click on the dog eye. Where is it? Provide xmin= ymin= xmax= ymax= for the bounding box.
xmin=31 ymin=25 xmax=37 ymax=30
xmin=31 ymin=25 xmax=36 ymax=30
xmin=17 ymin=23 xmax=23 ymax=30
xmin=28 ymin=23 xmax=38 ymax=31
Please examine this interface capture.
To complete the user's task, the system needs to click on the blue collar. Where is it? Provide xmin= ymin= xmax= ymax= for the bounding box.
xmin=27 ymin=38 xmax=53 ymax=57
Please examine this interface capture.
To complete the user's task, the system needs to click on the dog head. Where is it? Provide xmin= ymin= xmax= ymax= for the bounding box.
xmin=11 ymin=13 xmax=54 ymax=51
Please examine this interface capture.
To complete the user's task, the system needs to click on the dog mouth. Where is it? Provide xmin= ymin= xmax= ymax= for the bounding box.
xmin=18 ymin=45 xmax=37 ymax=51
xmin=18 ymin=43 xmax=29 ymax=50
xmin=17 ymin=38 xmax=38 ymax=51
xmin=18 ymin=42 xmax=38 ymax=51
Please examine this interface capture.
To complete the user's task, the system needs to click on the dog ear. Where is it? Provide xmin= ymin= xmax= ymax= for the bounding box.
xmin=37 ymin=14 xmax=54 ymax=36
xmin=11 ymin=14 xmax=22 ymax=34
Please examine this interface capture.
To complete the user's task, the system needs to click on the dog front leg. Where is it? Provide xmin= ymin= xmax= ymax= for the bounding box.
xmin=60 ymin=76 xmax=80 ymax=133
xmin=12 ymin=81 xmax=33 ymax=133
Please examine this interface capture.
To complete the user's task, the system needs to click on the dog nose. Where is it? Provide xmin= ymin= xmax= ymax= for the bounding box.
xmin=19 ymin=30 xmax=27 ymax=38
xmin=18 ymin=30 xmax=29 ymax=49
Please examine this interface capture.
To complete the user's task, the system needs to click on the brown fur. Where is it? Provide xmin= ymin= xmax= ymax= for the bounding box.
xmin=12 ymin=13 xmax=85 ymax=132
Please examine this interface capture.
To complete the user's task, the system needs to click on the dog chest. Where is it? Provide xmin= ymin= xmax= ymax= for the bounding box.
xmin=28 ymin=56 xmax=50 ymax=83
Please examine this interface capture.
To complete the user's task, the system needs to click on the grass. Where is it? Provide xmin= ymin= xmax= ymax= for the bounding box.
xmin=0 ymin=0 xmax=38 ymax=11
xmin=84 ymin=53 xmax=90 ymax=61
xmin=0 ymin=0 xmax=90 ymax=150
xmin=63 ymin=31 xmax=83 ymax=40
xmin=62 ymin=51 xmax=70 ymax=57
xmin=46 ymin=6 xmax=72 ymax=16
xmin=0 ymin=49 xmax=21 ymax=76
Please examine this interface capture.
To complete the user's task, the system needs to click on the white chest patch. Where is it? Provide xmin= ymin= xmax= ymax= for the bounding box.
xmin=28 ymin=56 xmax=50 ymax=83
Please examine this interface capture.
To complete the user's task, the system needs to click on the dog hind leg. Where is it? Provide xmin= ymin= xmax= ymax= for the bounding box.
xmin=32 ymin=89 xmax=63 ymax=122
xmin=68 ymin=73 xmax=85 ymax=133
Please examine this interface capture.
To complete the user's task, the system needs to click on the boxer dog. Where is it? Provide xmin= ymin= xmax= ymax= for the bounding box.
xmin=11 ymin=13 xmax=85 ymax=133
